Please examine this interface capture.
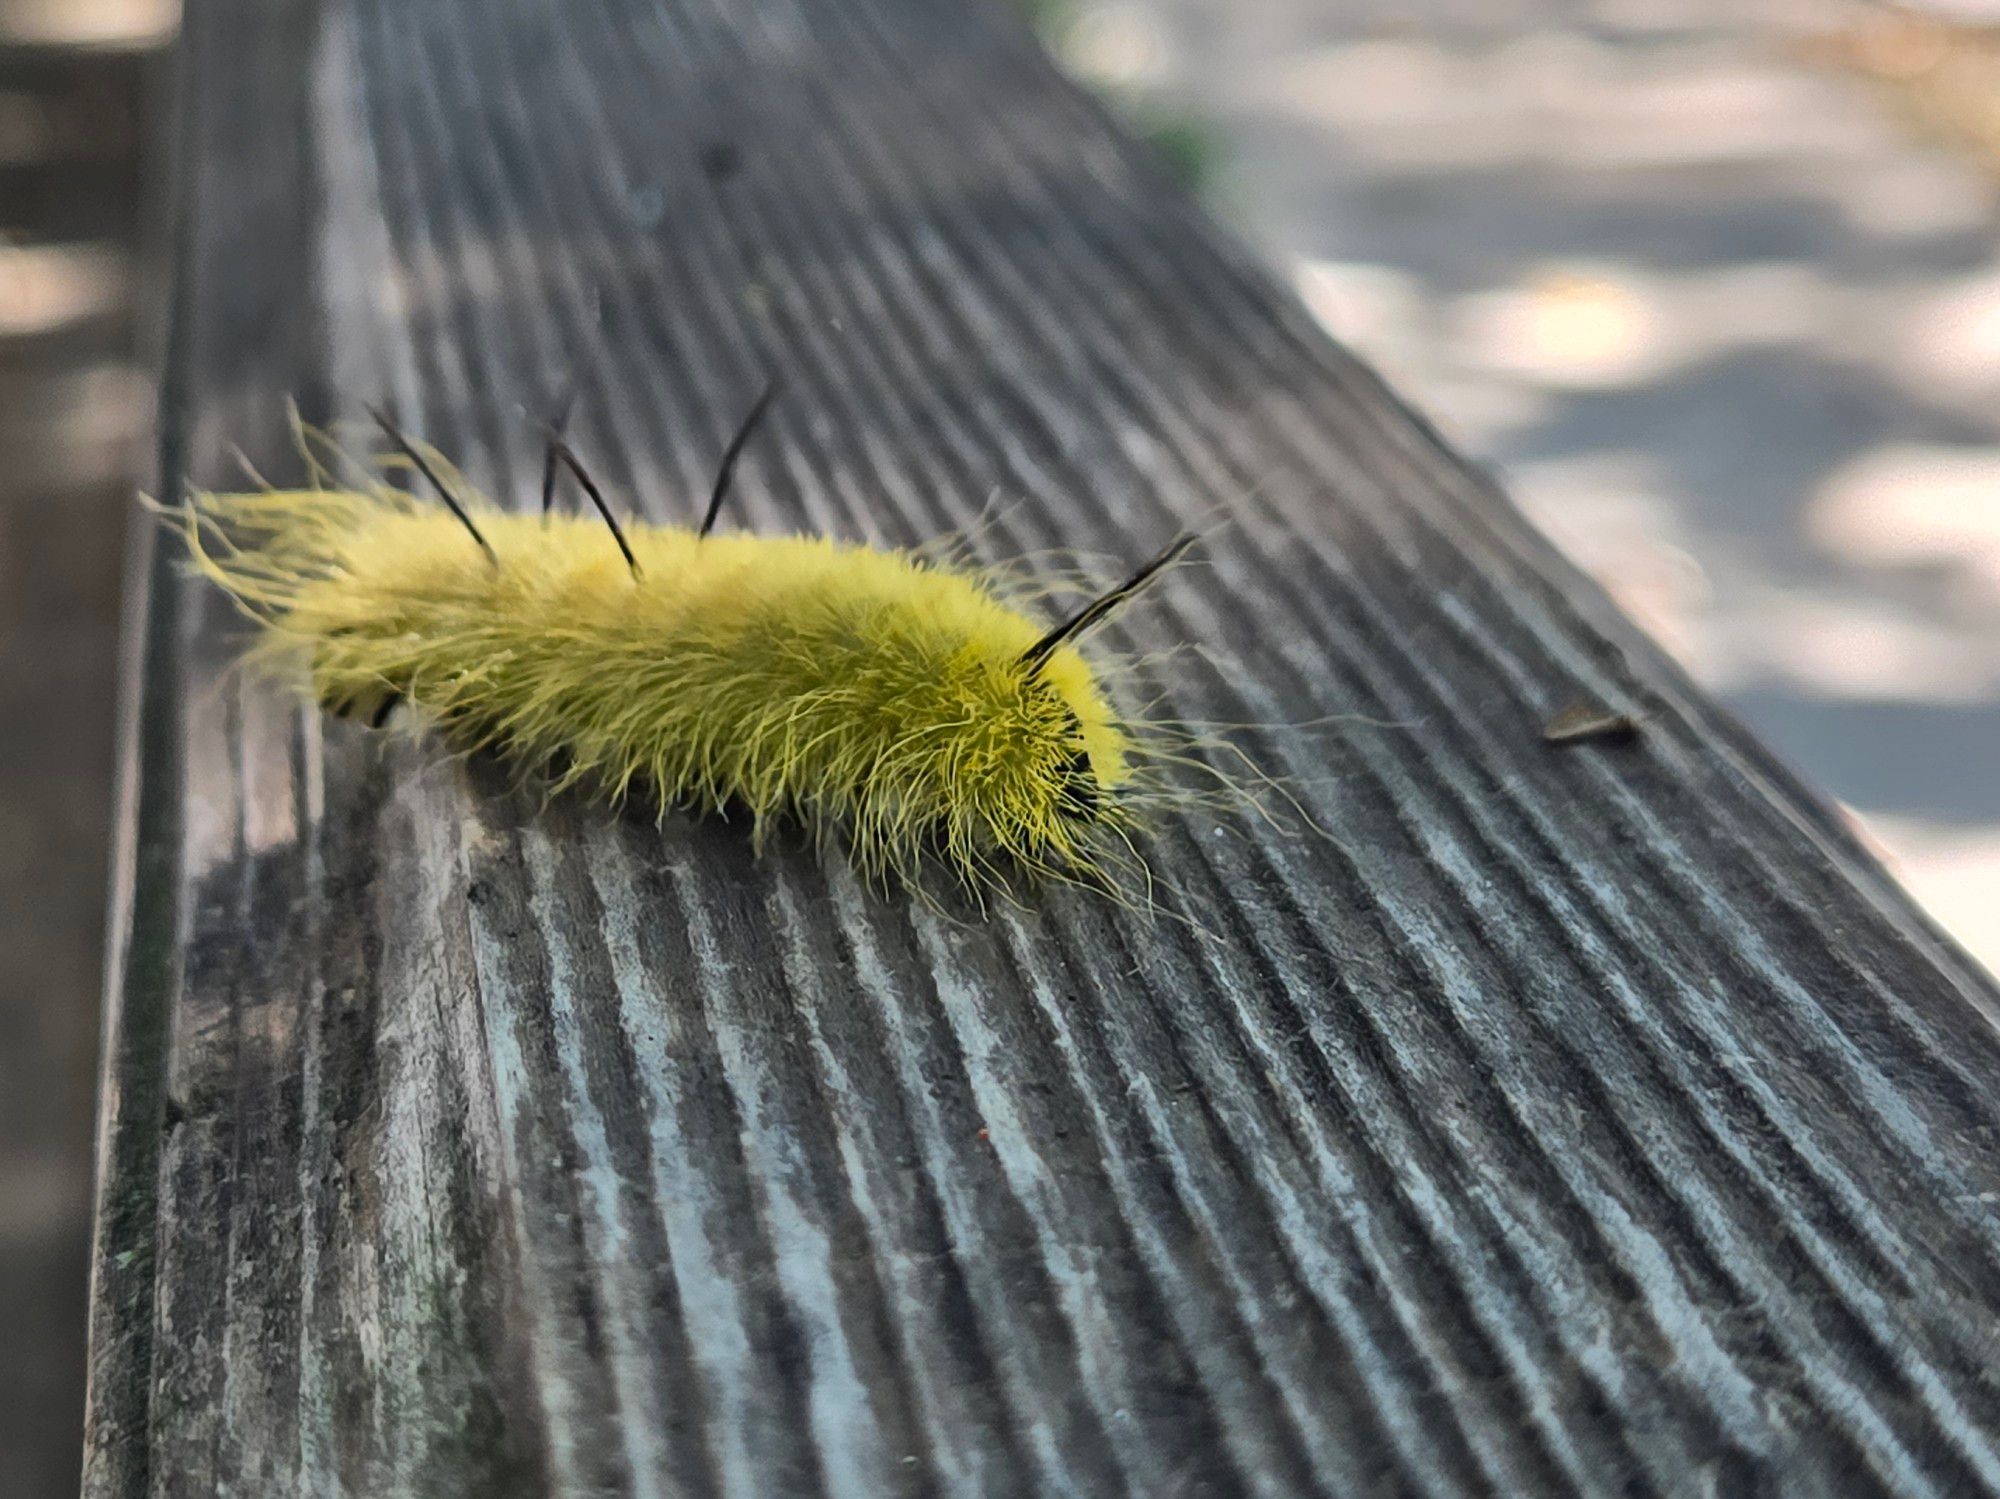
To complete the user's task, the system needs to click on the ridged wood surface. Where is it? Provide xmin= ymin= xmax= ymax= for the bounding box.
xmin=86 ymin=0 xmax=2000 ymax=1494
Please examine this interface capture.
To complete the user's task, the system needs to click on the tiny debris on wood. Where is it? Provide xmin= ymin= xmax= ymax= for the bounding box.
xmin=1543 ymin=700 xmax=1644 ymax=747
xmin=698 ymin=139 xmax=741 ymax=182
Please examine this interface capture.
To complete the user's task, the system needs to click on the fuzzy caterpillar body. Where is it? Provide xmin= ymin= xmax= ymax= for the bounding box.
xmin=182 ymin=479 xmax=1177 ymax=893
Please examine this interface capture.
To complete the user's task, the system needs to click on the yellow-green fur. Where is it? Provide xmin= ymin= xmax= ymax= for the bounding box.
xmin=180 ymin=482 xmax=1155 ymax=894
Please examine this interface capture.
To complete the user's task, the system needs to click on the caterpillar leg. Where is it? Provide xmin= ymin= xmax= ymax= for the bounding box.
xmin=320 ymin=686 xmax=403 ymax=727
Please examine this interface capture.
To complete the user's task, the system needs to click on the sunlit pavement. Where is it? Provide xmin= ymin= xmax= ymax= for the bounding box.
xmin=1066 ymin=0 xmax=2000 ymax=979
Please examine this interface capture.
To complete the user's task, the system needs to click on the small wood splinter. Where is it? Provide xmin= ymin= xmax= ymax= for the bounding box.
xmin=1542 ymin=701 xmax=1644 ymax=748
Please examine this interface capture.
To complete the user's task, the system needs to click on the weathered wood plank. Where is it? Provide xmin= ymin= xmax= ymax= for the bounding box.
xmin=88 ymin=0 xmax=2000 ymax=1494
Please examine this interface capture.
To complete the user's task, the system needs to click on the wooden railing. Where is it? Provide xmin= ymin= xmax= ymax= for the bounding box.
xmin=87 ymin=0 xmax=2000 ymax=1492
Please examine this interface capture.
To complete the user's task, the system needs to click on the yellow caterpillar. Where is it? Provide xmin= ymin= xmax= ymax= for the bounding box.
xmin=176 ymin=397 xmax=1210 ymax=899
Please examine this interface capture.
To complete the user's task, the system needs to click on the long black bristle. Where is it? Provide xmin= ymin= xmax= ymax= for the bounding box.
xmin=1021 ymin=533 xmax=1197 ymax=673
xmin=539 ymin=380 xmax=578 ymax=517
xmin=365 ymin=403 xmax=499 ymax=567
xmin=698 ymin=377 xmax=781 ymax=538
xmin=546 ymin=435 xmax=643 ymax=580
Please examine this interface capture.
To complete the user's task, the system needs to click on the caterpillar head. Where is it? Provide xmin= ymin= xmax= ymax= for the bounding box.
xmin=917 ymin=534 xmax=1195 ymax=885
xmin=880 ymin=647 xmax=1128 ymax=892
xmin=1020 ymin=659 xmax=1127 ymax=826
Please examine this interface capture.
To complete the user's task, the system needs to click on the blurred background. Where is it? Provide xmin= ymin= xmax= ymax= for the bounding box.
xmin=1 ymin=0 xmax=171 ymax=1493
xmin=1045 ymin=0 xmax=2000 ymax=977
xmin=3 ymin=0 xmax=1997 ymax=1490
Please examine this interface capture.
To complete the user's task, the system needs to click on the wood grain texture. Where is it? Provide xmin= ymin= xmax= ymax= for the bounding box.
xmin=85 ymin=0 xmax=2000 ymax=1494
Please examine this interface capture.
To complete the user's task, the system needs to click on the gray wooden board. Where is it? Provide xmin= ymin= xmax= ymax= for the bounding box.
xmin=83 ymin=0 xmax=2000 ymax=1494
